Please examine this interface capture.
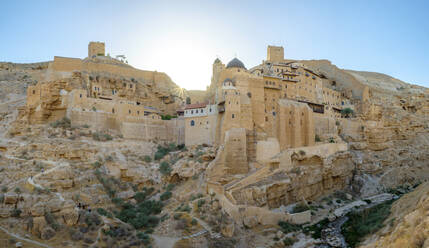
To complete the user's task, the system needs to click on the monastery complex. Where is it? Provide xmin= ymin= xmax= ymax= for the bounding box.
xmin=18 ymin=42 xmax=372 ymax=226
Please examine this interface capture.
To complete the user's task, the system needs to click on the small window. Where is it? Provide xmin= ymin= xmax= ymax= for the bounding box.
xmin=191 ymin=120 xmax=195 ymax=126
xmin=130 ymin=84 xmax=133 ymax=88
xmin=232 ymin=114 xmax=235 ymax=118
xmin=201 ymin=109 xmax=204 ymax=113
xmin=196 ymin=109 xmax=198 ymax=113
xmin=273 ymin=112 xmax=276 ymax=116
xmin=33 ymin=90 xmax=36 ymax=94
xmin=79 ymin=94 xmax=82 ymax=98
xmin=191 ymin=110 xmax=193 ymax=114
xmin=137 ymin=111 xmax=140 ymax=115
xmin=112 ymin=108 xmax=115 ymax=113
xmin=129 ymin=110 xmax=131 ymax=114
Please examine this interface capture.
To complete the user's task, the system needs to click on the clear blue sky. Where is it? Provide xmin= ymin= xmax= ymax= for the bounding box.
xmin=1 ymin=0 xmax=428 ymax=90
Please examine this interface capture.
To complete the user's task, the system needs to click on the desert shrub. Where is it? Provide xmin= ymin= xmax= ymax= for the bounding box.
xmin=134 ymin=187 xmax=155 ymax=203
xmin=160 ymin=191 xmax=172 ymax=201
xmin=0 ymin=194 xmax=3 ymax=203
xmin=92 ymin=161 xmax=102 ymax=168
xmin=154 ymin=143 xmax=183 ymax=160
xmin=161 ymin=114 xmax=178 ymax=120
xmin=137 ymin=232 xmax=151 ymax=245
xmin=112 ymin=197 xmax=124 ymax=206
xmin=278 ymin=221 xmax=301 ymax=234
xmin=143 ymin=155 xmax=152 ymax=163
xmin=1 ymin=186 xmax=7 ymax=193
xmin=94 ymin=170 xmax=117 ymax=198
xmin=341 ymin=107 xmax=354 ymax=118
xmin=116 ymin=199 xmax=163 ymax=229
xmin=84 ymin=212 xmax=102 ymax=227
xmin=159 ymin=161 xmax=172 ymax=176
xmin=92 ymin=132 xmax=113 ymax=142
xmin=105 ymin=155 xmax=113 ymax=162
xmin=342 ymin=200 xmax=393 ymax=247
xmin=14 ymin=187 xmax=21 ymax=195
xmin=197 ymin=199 xmax=206 ymax=208
xmin=166 ymin=183 xmax=175 ymax=191
xmin=11 ymin=209 xmax=22 ymax=217
xmin=303 ymin=218 xmax=329 ymax=239
xmin=96 ymin=208 xmax=113 ymax=218
xmin=292 ymin=203 xmax=309 ymax=213
xmin=50 ymin=117 xmax=71 ymax=128
xmin=283 ymin=237 xmax=297 ymax=246
xmin=191 ymin=218 xmax=198 ymax=225
xmin=44 ymin=211 xmax=60 ymax=230
xmin=174 ymin=213 xmax=182 ymax=220
xmin=176 ymin=204 xmax=192 ymax=213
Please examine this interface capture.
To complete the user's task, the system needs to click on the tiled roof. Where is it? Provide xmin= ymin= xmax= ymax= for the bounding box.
xmin=184 ymin=102 xmax=207 ymax=110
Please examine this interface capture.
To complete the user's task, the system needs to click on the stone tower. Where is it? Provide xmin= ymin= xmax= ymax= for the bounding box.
xmin=88 ymin=42 xmax=105 ymax=58
xmin=267 ymin=45 xmax=284 ymax=62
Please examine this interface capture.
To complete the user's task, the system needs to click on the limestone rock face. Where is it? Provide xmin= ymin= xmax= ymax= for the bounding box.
xmin=229 ymin=150 xmax=354 ymax=208
xmin=4 ymin=193 xmax=19 ymax=204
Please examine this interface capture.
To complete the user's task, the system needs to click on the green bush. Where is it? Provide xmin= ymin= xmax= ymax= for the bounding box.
xmin=303 ymin=218 xmax=329 ymax=239
xmin=341 ymin=107 xmax=354 ymax=118
xmin=92 ymin=132 xmax=113 ymax=142
xmin=283 ymin=237 xmax=296 ymax=246
xmin=137 ymin=232 xmax=151 ymax=245
xmin=278 ymin=221 xmax=301 ymax=234
xmin=97 ymin=208 xmax=113 ymax=218
xmin=161 ymin=114 xmax=178 ymax=120
xmin=329 ymin=137 xmax=335 ymax=143
xmin=1 ymin=186 xmax=7 ymax=193
xmin=174 ymin=213 xmax=182 ymax=220
xmin=112 ymin=197 xmax=124 ymax=206
xmin=166 ymin=183 xmax=175 ymax=191
xmin=11 ymin=209 xmax=22 ymax=217
xmin=191 ymin=218 xmax=198 ymax=225
xmin=342 ymin=200 xmax=393 ymax=247
xmin=160 ymin=191 xmax=172 ymax=201
xmin=197 ymin=199 xmax=206 ymax=208
xmin=143 ymin=155 xmax=152 ymax=163
xmin=159 ymin=161 xmax=172 ymax=176
xmin=50 ymin=117 xmax=71 ymax=129
xmin=44 ymin=211 xmax=60 ymax=230
xmin=292 ymin=203 xmax=309 ymax=213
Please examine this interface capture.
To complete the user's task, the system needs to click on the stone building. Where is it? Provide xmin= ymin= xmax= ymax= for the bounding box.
xmin=184 ymin=102 xmax=217 ymax=146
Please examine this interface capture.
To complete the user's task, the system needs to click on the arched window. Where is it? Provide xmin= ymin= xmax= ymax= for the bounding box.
xmin=190 ymin=120 xmax=195 ymax=126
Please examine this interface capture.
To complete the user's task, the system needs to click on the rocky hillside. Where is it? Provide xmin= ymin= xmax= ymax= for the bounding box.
xmin=360 ymin=182 xmax=429 ymax=248
xmin=0 ymin=58 xmax=428 ymax=247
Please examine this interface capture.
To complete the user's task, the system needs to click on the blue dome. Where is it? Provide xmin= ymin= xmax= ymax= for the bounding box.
xmin=226 ymin=58 xmax=246 ymax=69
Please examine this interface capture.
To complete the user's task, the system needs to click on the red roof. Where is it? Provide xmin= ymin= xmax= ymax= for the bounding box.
xmin=184 ymin=102 xmax=207 ymax=110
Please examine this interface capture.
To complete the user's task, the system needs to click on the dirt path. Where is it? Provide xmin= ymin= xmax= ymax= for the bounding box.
xmin=152 ymin=234 xmax=180 ymax=248
xmin=0 ymin=226 xmax=52 ymax=248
